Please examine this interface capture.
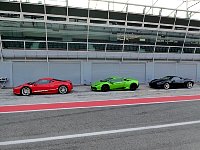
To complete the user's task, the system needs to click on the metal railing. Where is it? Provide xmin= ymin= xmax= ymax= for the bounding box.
xmin=1 ymin=39 xmax=199 ymax=53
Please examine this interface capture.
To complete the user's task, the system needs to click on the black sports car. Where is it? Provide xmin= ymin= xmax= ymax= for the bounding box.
xmin=149 ymin=76 xmax=194 ymax=90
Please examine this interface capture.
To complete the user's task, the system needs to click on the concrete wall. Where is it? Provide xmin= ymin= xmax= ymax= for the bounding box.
xmin=0 ymin=61 xmax=199 ymax=87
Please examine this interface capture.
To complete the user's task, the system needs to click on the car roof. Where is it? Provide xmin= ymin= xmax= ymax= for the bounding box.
xmin=39 ymin=77 xmax=54 ymax=80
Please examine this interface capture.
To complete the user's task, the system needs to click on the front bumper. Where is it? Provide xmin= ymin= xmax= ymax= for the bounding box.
xmin=13 ymin=88 xmax=21 ymax=95
xmin=91 ymin=86 xmax=98 ymax=91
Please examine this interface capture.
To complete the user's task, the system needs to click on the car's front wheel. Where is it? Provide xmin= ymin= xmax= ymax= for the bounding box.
xmin=58 ymin=85 xmax=68 ymax=94
xmin=101 ymin=84 xmax=110 ymax=92
xmin=21 ymin=87 xmax=31 ymax=96
xmin=186 ymin=82 xmax=193 ymax=89
xmin=163 ymin=83 xmax=170 ymax=90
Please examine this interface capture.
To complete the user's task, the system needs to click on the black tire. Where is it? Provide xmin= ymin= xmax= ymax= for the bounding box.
xmin=130 ymin=83 xmax=137 ymax=91
xmin=163 ymin=83 xmax=170 ymax=90
xmin=21 ymin=87 xmax=31 ymax=96
xmin=186 ymin=82 xmax=193 ymax=89
xmin=101 ymin=84 xmax=109 ymax=92
xmin=58 ymin=85 xmax=68 ymax=94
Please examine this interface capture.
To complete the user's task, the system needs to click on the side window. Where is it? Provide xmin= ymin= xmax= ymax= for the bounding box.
xmin=172 ymin=77 xmax=181 ymax=82
xmin=110 ymin=78 xmax=123 ymax=83
xmin=36 ymin=80 xmax=50 ymax=85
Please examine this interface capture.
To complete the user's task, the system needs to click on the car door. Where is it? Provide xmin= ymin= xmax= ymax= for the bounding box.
xmin=48 ymin=80 xmax=59 ymax=93
xmin=31 ymin=79 xmax=51 ymax=93
xmin=109 ymin=78 xmax=124 ymax=89
xmin=171 ymin=77 xmax=183 ymax=88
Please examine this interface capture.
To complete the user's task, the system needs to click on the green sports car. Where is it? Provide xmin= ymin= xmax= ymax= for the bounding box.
xmin=91 ymin=76 xmax=139 ymax=92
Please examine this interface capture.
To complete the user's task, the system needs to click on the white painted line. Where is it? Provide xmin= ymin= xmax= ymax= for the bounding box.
xmin=1 ymin=120 xmax=200 ymax=146
xmin=1 ymin=98 xmax=200 ymax=114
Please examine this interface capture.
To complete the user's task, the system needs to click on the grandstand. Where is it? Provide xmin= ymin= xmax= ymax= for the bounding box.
xmin=0 ymin=0 xmax=200 ymax=86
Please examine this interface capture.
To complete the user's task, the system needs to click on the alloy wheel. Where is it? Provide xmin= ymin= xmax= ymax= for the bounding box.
xmin=59 ymin=86 xmax=68 ymax=94
xmin=21 ymin=87 xmax=31 ymax=96
xmin=187 ymin=82 xmax=193 ymax=89
xmin=164 ymin=83 xmax=170 ymax=90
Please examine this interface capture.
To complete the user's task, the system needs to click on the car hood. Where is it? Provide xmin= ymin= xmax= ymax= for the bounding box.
xmin=91 ymin=81 xmax=106 ymax=86
xmin=14 ymin=82 xmax=33 ymax=89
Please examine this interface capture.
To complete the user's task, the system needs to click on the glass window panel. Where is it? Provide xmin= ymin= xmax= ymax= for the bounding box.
xmin=140 ymin=45 xmax=154 ymax=53
xmin=0 ymin=21 xmax=46 ymax=42
xmin=0 ymin=13 xmax=20 ymax=19
xmin=183 ymin=48 xmax=194 ymax=53
xmin=2 ymin=41 xmax=24 ymax=49
xmin=22 ymin=3 xmax=44 ymax=14
xmin=125 ymin=28 xmax=157 ymax=46
xmin=46 ymin=6 xmax=67 ymax=15
xmin=25 ymin=41 xmax=46 ymax=50
xmin=88 ymin=26 xmax=125 ymax=44
xmin=155 ymin=46 xmax=169 ymax=53
xmin=169 ymin=46 xmax=182 ymax=53
xmin=47 ymin=24 xmax=87 ymax=43
xmin=90 ymin=10 xmax=108 ymax=19
xmin=106 ymin=44 xmax=123 ymax=52
xmin=0 ymin=1 xmax=20 ymax=12
xmin=195 ymin=48 xmax=200 ymax=54
xmin=48 ymin=42 xmax=67 ymax=50
xmin=68 ymin=8 xmax=88 ymax=17
xmin=68 ymin=42 xmax=87 ymax=51
xmin=88 ymin=43 xmax=106 ymax=52
xmin=123 ymin=44 xmax=139 ymax=52
xmin=184 ymin=33 xmax=200 ymax=47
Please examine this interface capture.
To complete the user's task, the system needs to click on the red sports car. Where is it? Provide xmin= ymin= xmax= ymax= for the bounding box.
xmin=13 ymin=78 xmax=73 ymax=96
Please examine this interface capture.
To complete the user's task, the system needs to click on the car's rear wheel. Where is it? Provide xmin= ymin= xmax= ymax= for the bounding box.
xmin=101 ymin=84 xmax=109 ymax=92
xmin=186 ymin=82 xmax=193 ymax=89
xmin=130 ymin=83 xmax=137 ymax=91
xmin=163 ymin=83 xmax=170 ymax=90
xmin=21 ymin=87 xmax=31 ymax=96
xmin=58 ymin=85 xmax=68 ymax=94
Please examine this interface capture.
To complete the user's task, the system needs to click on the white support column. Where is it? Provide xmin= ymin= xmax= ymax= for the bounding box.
xmin=180 ymin=16 xmax=191 ymax=61
xmin=86 ymin=0 xmax=91 ymax=61
xmin=44 ymin=0 xmax=49 ymax=62
xmin=153 ymin=8 xmax=162 ymax=61
xmin=122 ymin=4 xmax=129 ymax=62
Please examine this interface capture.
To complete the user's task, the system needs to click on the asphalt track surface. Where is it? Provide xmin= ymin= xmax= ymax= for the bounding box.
xmin=1 ymin=100 xmax=200 ymax=149
xmin=1 ymin=85 xmax=200 ymax=149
